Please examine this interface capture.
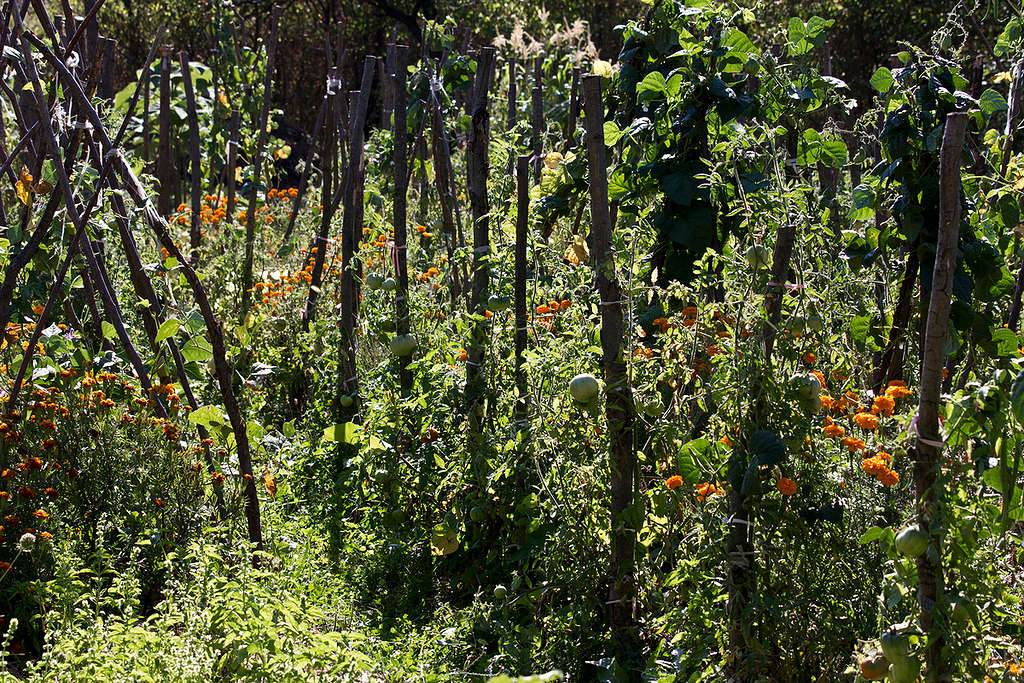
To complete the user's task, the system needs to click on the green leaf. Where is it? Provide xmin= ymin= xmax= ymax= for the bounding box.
xmin=101 ymin=321 xmax=117 ymax=340
xmin=859 ymin=525 xmax=890 ymax=544
xmin=979 ymin=88 xmax=1009 ymax=117
xmin=181 ymin=338 xmax=214 ymax=362
xmin=155 ymin=318 xmax=181 ymax=343
xmin=189 ymin=404 xmax=227 ymax=428
xmin=282 ymin=420 xmax=296 ymax=437
xmin=323 ymin=422 xmax=360 ymax=443
xmin=820 ymin=139 xmax=848 ymax=168
xmin=636 ymin=71 xmax=668 ymax=97
xmin=870 ymin=67 xmax=893 ymax=94
xmin=675 ymin=438 xmax=711 ymax=484
xmin=991 ymin=328 xmax=1019 ymax=357
xmin=602 ymin=121 xmax=622 ymax=146
xmin=995 ymin=18 xmax=1022 ymax=56
xmin=750 ymin=429 xmax=785 ymax=466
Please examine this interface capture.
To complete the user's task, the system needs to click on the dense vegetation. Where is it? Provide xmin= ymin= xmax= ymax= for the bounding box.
xmin=1 ymin=0 xmax=1023 ymax=681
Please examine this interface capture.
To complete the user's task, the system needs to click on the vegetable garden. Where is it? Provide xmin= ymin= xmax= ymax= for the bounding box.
xmin=0 ymin=0 xmax=1023 ymax=680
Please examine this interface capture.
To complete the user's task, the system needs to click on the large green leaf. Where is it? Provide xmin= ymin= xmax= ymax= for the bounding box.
xmin=750 ymin=429 xmax=785 ymax=466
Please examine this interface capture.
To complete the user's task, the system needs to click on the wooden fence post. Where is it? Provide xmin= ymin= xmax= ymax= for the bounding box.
xmin=157 ymin=53 xmax=172 ymax=216
xmin=179 ymin=50 xmax=203 ymax=264
xmin=392 ymin=46 xmax=413 ymax=396
xmin=582 ymin=73 xmax=638 ymax=669
xmin=514 ymin=154 xmax=530 ymax=422
xmin=912 ymin=111 xmax=967 ymax=682
xmin=240 ymin=6 xmax=280 ymax=313
xmin=465 ymin=47 xmax=497 ymax=463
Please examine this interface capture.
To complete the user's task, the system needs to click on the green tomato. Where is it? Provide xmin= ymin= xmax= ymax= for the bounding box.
xmin=785 ymin=316 xmax=806 ymax=336
xmin=339 ymin=394 xmax=354 ymax=408
xmin=888 ymin=656 xmax=921 ymax=683
xmin=745 ymin=244 xmax=770 ymax=269
xmin=569 ymin=373 xmax=600 ymax=403
xmin=487 ymin=295 xmax=511 ymax=312
xmin=469 ymin=505 xmax=486 ymax=522
xmin=790 ymin=373 xmax=821 ymax=400
xmin=799 ymin=395 xmax=822 ymax=414
xmin=493 ymin=585 xmax=507 ymax=600
xmin=806 ymin=313 xmax=824 ymax=333
xmin=642 ymin=396 xmax=662 ymax=418
xmin=390 ymin=334 xmax=417 ymax=356
xmin=381 ymin=277 xmax=398 ymax=292
xmin=880 ymin=631 xmax=910 ymax=662
xmin=365 ymin=273 xmax=384 ymax=290
xmin=895 ymin=526 xmax=929 ymax=558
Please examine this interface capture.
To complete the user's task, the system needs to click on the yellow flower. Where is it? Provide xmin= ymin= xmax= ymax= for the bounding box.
xmin=592 ymin=60 xmax=613 ymax=77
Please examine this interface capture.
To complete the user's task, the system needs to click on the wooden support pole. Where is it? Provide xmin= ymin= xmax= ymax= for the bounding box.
xmin=912 ymin=111 xmax=967 ymax=683
xmin=582 ymin=73 xmax=637 ymax=665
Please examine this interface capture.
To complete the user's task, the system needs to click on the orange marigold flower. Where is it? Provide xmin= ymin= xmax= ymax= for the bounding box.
xmin=0 ymin=561 xmax=12 ymax=571
xmin=665 ymin=475 xmax=683 ymax=490
xmin=45 ymin=487 xmax=58 ymax=499
xmin=876 ymin=468 xmax=899 ymax=487
xmin=862 ymin=456 xmax=887 ymax=476
xmin=823 ymin=423 xmax=846 ymax=439
xmin=776 ymin=478 xmax=797 ymax=495
xmin=871 ymin=395 xmax=895 ymax=416
xmin=681 ymin=306 xmax=698 ymax=327
xmin=885 ymin=382 xmax=912 ymax=400
xmin=32 ymin=509 xmax=48 ymax=520
xmin=841 ymin=437 xmax=867 ymax=453
xmin=17 ymin=486 xmax=34 ymax=498
xmin=695 ymin=481 xmax=723 ymax=502
xmin=853 ymin=412 xmax=878 ymax=430
xmin=802 ymin=352 xmax=816 ymax=364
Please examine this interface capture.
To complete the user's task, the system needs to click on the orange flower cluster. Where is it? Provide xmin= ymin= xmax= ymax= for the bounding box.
xmin=871 ymin=395 xmax=895 ymax=416
xmin=416 ymin=267 xmax=440 ymax=282
xmin=862 ymin=451 xmax=899 ymax=486
xmin=884 ymin=380 xmax=912 ymax=400
xmin=695 ymin=481 xmax=724 ymax=501
xmin=652 ymin=317 xmax=674 ymax=333
xmin=536 ymin=300 xmax=572 ymax=316
xmin=665 ymin=475 xmax=683 ymax=490
xmin=776 ymin=477 xmax=797 ymax=495
xmin=822 ymin=416 xmax=846 ymax=439
xmin=841 ymin=436 xmax=867 ymax=453
xmin=266 ymin=188 xmax=299 ymax=201
xmin=852 ymin=412 xmax=879 ymax=430
xmin=172 ymin=195 xmax=230 ymax=227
